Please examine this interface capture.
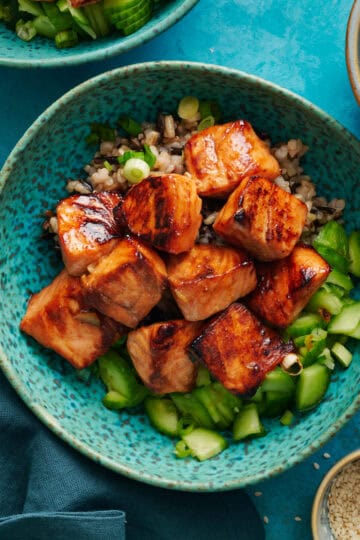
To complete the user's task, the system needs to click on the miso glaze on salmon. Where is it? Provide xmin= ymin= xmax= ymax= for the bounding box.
xmin=118 ymin=173 xmax=202 ymax=254
xmin=81 ymin=237 xmax=167 ymax=328
xmin=57 ymin=191 xmax=122 ymax=276
xmin=20 ymin=269 xmax=124 ymax=369
xmin=184 ymin=120 xmax=281 ymax=198
xmin=247 ymin=244 xmax=331 ymax=327
xmin=167 ymin=244 xmax=257 ymax=321
xmin=213 ymin=176 xmax=308 ymax=261
xmin=127 ymin=320 xmax=203 ymax=394
xmin=190 ymin=303 xmax=295 ymax=395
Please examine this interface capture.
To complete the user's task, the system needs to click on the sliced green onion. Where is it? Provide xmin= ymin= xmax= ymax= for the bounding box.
xmin=318 ymin=348 xmax=335 ymax=370
xmin=103 ymin=160 xmax=113 ymax=172
xmin=178 ymin=96 xmax=199 ymax=120
xmin=280 ymin=410 xmax=294 ymax=426
xmin=199 ymin=100 xmax=221 ymax=122
xmin=177 ymin=417 xmax=195 ymax=437
xmin=117 ymin=150 xmax=144 ymax=165
xmin=349 ymin=230 xmax=360 ymax=277
xmin=118 ymin=117 xmax=142 ymax=136
xmin=16 ymin=19 xmax=37 ymax=41
xmin=19 ymin=0 xmax=44 ymax=16
xmin=143 ymin=144 xmax=156 ymax=168
xmin=123 ymin=158 xmax=150 ymax=184
xmin=55 ymin=29 xmax=78 ymax=48
xmin=174 ymin=440 xmax=192 ymax=459
xmin=198 ymin=115 xmax=215 ymax=131
xmin=90 ymin=122 xmax=116 ymax=142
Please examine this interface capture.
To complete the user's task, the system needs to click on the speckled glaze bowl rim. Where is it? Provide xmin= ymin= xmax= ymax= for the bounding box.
xmin=311 ymin=449 xmax=360 ymax=539
xmin=346 ymin=0 xmax=360 ymax=105
xmin=0 ymin=0 xmax=199 ymax=69
xmin=1 ymin=61 xmax=360 ymax=492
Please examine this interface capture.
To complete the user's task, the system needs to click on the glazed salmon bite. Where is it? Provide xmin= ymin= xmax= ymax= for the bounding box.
xmin=213 ymin=175 xmax=308 ymax=261
xmin=167 ymin=244 xmax=257 ymax=321
xmin=184 ymin=120 xmax=281 ymax=197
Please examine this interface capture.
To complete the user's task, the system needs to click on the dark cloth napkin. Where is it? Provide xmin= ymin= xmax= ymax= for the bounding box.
xmin=0 ymin=370 xmax=264 ymax=540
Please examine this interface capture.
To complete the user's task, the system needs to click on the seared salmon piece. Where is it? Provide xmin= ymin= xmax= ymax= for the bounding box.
xmin=247 ymin=244 xmax=331 ymax=327
xmin=81 ymin=237 xmax=167 ymax=328
xmin=118 ymin=174 xmax=202 ymax=254
xmin=184 ymin=120 xmax=281 ymax=197
xmin=20 ymin=269 xmax=124 ymax=369
xmin=57 ymin=191 xmax=122 ymax=276
xmin=190 ymin=303 xmax=295 ymax=395
xmin=127 ymin=320 xmax=202 ymax=394
xmin=213 ymin=176 xmax=308 ymax=261
xmin=167 ymin=244 xmax=257 ymax=321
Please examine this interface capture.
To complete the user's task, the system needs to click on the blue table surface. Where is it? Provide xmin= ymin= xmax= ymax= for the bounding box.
xmin=1 ymin=1 xmax=359 ymax=538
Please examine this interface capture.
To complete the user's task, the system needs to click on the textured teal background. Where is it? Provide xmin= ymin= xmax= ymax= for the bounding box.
xmin=0 ymin=1 xmax=359 ymax=539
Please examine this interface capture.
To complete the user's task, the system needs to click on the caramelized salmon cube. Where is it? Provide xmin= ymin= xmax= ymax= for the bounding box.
xmin=118 ymin=174 xmax=202 ymax=254
xmin=247 ymin=244 xmax=331 ymax=327
xmin=184 ymin=120 xmax=281 ymax=197
xmin=213 ymin=176 xmax=308 ymax=261
xmin=167 ymin=244 xmax=257 ymax=321
xmin=127 ymin=320 xmax=202 ymax=394
xmin=57 ymin=191 xmax=122 ymax=276
xmin=190 ymin=303 xmax=295 ymax=395
xmin=20 ymin=269 xmax=124 ymax=369
xmin=81 ymin=237 xmax=167 ymax=328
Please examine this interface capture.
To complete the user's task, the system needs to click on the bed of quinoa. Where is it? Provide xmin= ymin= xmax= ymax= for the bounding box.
xmin=48 ymin=112 xmax=345 ymax=241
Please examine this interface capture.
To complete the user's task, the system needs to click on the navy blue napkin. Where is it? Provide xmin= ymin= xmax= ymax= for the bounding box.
xmin=0 ymin=370 xmax=264 ymax=540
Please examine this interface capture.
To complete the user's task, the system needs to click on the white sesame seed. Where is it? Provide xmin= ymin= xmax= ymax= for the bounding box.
xmin=294 ymin=516 xmax=302 ymax=522
xmin=254 ymin=491 xmax=262 ymax=497
xmin=313 ymin=462 xmax=320 ymax=470
xmin=263 ymin=516 xmax=269 ymax=524
xmin=327 ymin=460 xmax=360 ymax=539
xmin=323 ymin=453 xmax=331 ymax=459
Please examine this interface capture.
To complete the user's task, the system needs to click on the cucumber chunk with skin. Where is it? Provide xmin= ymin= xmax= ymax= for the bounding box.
xmin=285 ymin=313 xmax=326 ymax=338
xmin=144 ymin=397 xmax=179 ymax=437
xmin=233 ymin=404 xmax=265 ymax=441
xmin=331 ymin=342 xmax=353 ymax=368
xmin=349 ymin=231 xmax=360 ymax=277
xmin=182 ymin=428 xmax=228 ymax=461
xmin=295 ymin=363 xmax=330 ymax=412
xmin=327 ymin=302 xmax=360 ymax=335
xmin=170 ymin=393 xmax=214 ymax=429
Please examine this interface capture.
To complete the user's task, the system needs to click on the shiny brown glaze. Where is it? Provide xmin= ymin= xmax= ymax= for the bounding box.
xmin=213 ymin=176 xmax=308 ymax=260
xmin=57 ymin=191 xmax=123 ymax=276
xmin=190 ymin=302 xmax=295 ymax=395
xmin=81 ymin=237 xmax=167 ymax=328
xmin=247 ymin=244 xmax=331 ymax=327
xmin=127 ymin=319 xmax=203 ymax=394
xmin=119 ymin=174 xmax=202 ymax=254
xmin=167 ymin=244 xmax=257 ymax=321
xmin=184 ymin=120 xmax=281 ymax=197
xmin=20 ymin=269 xmax=125 ymax=369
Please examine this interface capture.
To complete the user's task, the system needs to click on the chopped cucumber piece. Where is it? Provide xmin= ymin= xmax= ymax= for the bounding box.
xmin=314 ymin=221 xmax=349 ymax=259
xmin=313 ymin=244 xmax=349 ymax=273
xmin=182 ymin=428 xmax=228 ymax=461
xmin=16 ymin=19 xmax=36 ymax=41
xmin=55 ymin=28 xmax=78 ymax=47
xmin=286 ymin=313 xmax=325 ymax=338
xmin=347 ymin=320 xmax=360 ymax=339
xmin=19 ymin=0 xmax=43 ymax=17
xmin=325 ymin=269 xmax=354 ymax=292
xmin=262 ymin=390 xmax=292 ymax=418
xmin=280 ymin=409 xmax=294 ymax=426
xmin=102 ymin=390 xmax=129 ymax=410
xmin=233 ymin=404 xmax=265 ymax=441
xmin=295 ymin=364 xmax=330 ymax=412
xmin=349 ymin=231 xmax=360 ymax=277
xmin=33 ymin=15 xmax=57 ymax=38
xmin=144 ymin=397 xmax=179 ymax=437
xmin=306 ymin=288 xmax=344 ymax=315
xmin=261 ymin=367 xmax=295 ymax=395
xmin=193 ymin=386 xmax=224 ymax=426
xmin=331 ymin=342 xmax=353 ymax=368
xmin=170 ymin=393 xmax=214 ymax=429
xmin=327 ymin=302 xmax=360 ymax=335
xmin=83 ymin=1 xmax=111 ymax=37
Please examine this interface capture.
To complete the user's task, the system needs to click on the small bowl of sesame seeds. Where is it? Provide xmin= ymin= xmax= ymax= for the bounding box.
xmin=312 ymin=449 xmax=360 ymax=540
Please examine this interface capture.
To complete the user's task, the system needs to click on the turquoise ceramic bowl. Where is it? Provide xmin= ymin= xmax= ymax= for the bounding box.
xmin=0 ymin=62 xmax=359 ymax=491
xmin=0 ymin=0 xmax=198 ymax=68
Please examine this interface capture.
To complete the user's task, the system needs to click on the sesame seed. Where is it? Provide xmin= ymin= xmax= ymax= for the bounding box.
xmin=263 ymin=516 xmax=269 ymax=524
xmin=323 ymin=452 xmax=331 ymax=459
xmin=254 ymin=491 xmax=262 ymax=497
xmin=327 ymin=459 xmax=360 ymax=539
xmin=313 ymin=462 xmax=320 ymax=470
xmin=294 ymin=516 xmax=302 ymax=522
